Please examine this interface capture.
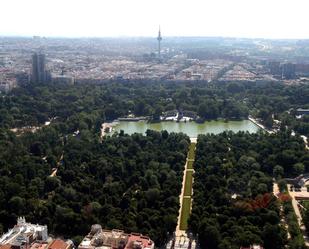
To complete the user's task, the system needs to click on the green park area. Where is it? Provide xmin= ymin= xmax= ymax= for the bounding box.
xmin=184 ymin=171 xmax=193 ymax=196
xmin=179 ymin=197 xmax=192 ymax=230
xmin=188 ymin=143 xmax=196 ymax=160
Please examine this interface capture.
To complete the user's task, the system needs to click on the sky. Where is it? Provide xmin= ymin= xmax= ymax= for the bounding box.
xmin=1 ymin=0 xmax=309 ymax=39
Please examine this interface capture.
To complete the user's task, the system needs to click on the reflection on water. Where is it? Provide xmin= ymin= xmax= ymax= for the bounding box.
xmin=113 ymin=120 xmax=259 ymax=138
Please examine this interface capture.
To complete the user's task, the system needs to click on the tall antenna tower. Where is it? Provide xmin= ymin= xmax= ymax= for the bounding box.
xmin=157 ymin=26 xmax=162 ymax=61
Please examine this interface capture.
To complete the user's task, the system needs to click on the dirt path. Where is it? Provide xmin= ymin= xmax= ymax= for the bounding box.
xmin=50 ymin=153 xmax=63 ymax=177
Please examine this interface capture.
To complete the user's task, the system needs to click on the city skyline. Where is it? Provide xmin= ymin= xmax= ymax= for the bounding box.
xmin=1 ymin=0 xmax=309 ymax=39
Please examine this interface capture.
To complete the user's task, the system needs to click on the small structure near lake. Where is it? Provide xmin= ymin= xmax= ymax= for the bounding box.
xmin=161 ymin=110 xmax=198 ymax=122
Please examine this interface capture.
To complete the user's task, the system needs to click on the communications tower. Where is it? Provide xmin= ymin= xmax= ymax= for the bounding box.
xmin=157 ymin=26 xmax=162 ymax=61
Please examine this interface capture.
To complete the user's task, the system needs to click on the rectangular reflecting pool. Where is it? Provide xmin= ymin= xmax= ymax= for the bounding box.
xmin=112 ymin=120 xmax=260 ymax=138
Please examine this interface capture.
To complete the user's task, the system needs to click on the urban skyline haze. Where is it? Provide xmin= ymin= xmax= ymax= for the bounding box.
xmin=1 ymin=0 xmax=309 ymax=39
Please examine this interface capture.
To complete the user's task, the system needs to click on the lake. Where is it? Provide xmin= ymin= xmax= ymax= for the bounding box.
xmin=112 ymin=120 xmax=260 ymax=138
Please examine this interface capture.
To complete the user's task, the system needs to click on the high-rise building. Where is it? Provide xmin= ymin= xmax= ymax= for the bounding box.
xmin=157 ymin=26 xmax=162 ymax=61
xmin=268 ymin=61 xmax=296 ymax=79
xmin=31 ymin=53 xmax=47 ymax=83
xmin=268 ymin=61 xmax=281 ymax=75
xmin=281 ymin=63 xmax=296 ymax=79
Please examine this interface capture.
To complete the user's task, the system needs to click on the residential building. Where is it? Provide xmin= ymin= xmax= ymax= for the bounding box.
xmin=0 ymin=217 xmax=48 ymax=248
xmin=0 ymin=218 xmax=71 ymax=249
xmin=78 ymin=225 xmax=154 ymax=249
xmin=31 ymin=53 xmax=50 ymax=83
xmin=47 ymin=240 xmax=71 ymax=249
xmin=125 ymin=233 xmax=154 ymax=249
xmin=51 ymin=75 xmax=74 ymax=85
xmin=29 ymin=242 xmax=49 ymax=249
xmin=268 ymin=61 xmax=281 ymax=75
xmin=296 ymin=108 xmax=309 ymax=116
xmin=281 ymin=63 xmax=296 ymax=79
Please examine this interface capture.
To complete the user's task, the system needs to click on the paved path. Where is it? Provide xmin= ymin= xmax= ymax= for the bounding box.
xmin=287 ymin=184 xmax=309 ymax=246
xmin=248 ymin=116 xmax=274 ymax=134
xmin=190 ymin=137 xmax=197 ymax=143
xmin=273 ymin=182 xmax=280 ymax=197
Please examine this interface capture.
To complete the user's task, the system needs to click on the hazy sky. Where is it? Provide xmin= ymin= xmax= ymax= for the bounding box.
xmin=1 ymin=0 xmax=309 ymax=39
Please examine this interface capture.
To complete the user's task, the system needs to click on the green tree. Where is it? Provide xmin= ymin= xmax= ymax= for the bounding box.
xmin=293 ymin=163 xmax=305 ymax=175
xmin=273 ymin=165 xmax=284 ymax=178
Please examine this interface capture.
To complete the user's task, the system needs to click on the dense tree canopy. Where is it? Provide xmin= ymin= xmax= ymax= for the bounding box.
xmin=189 ymin=131 xmax=308 ymax=249
xmin=0 ymin=127 xmax=189 ymax=245
xmin=0 ymin=82 xmax=308 ymax=132
xmin=0 ymin=81 xmax=308 ymax=248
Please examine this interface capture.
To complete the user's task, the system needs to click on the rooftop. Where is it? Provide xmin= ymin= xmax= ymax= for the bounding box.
xmin=30 ymin=242 xmax=49 ymax=249
xmin=0 ymin=217 xmax=48 ymax=246
xmin=125 ymin=233 xmax=153 ymax=249
xmin=48 ymin=239 xmax=70 ymax=249
xmin=78 ymin=225 xmax=154 ymax=249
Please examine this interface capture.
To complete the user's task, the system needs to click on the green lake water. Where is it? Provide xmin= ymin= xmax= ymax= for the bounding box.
xmin=112 ymin=120 xmax=259 ymax=138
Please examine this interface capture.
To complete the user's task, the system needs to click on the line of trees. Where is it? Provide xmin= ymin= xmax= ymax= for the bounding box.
xmin=1 ymin=82 xmax=308 ymax=130
xmin=0 ymin=82 xmax=248 ymax=128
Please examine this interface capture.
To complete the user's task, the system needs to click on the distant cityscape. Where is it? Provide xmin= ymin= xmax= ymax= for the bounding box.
xmin=1 ymin=34 xmax=309 ymax=92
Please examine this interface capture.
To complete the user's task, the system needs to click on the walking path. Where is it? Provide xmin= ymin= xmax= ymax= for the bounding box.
xmin=248 ymin=116 xmax=274 ymax=134
xmin=166 ymin=138 xmax=197 ymax=249
xmin=287 ymin=184 xmax=309 ymax=246
xmin=50 ymin=153 xmax=63 ymax=177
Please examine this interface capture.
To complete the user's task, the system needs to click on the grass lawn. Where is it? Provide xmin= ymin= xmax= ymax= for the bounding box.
xmin=184 ymin=171 xmax=193 ymax=196
xmin=179 ymin=197 xmax=191 ymax=230
xmin=300 ymin=200 xmax=309 ymax=209
xmin=188 ymin=143 xmax=196 ymax=160
xmin=187 ymin=160 xmax=194 ymax=169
